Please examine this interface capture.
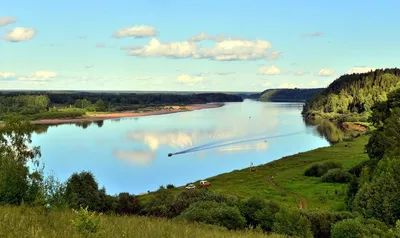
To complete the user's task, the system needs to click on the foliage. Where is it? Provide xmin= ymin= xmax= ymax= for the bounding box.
xmin=142 ymin=188 xmax=176 ymax=217
xmin=238 ymin=196 xmax=280 ymax=230
xmin=331 ymin=218 xmax=391 ymax=238
xmin=301 ymin=210 xmax=356 ymax=238
xmin=321 ymin=168 xmax=352 ymax=183
xmin=65 ymin=171 xmax=101 ymax=211
xmin=259 ymin=88 xmax=323 ymax=102
xmin=116 ymin=193 xmax=141 ymax=215
xmin=177 ymin=201 xmax=246 ymax=230
xmin=304 ymin=162 xmax=342 ymax=177
xmin=272 ymin=208 xmax=313 ymax=238
xmin=72 ymin=207 xmax=101 ymax=235
xmin=166 ymin=184 xmax=175 ymax=189
xmin=303 ymin=68 xmax=400 ymax=119
xmin=353 ymin=158 xmax=400 ymax=225
xmin=0 ymin=95 xmax=50 ymax=117
xmin=42 ymin=174 xmax=67 ymax=209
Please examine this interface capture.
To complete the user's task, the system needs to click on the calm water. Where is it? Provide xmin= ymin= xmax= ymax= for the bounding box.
xmin=31 ymin=100 xmax=331 ymax=195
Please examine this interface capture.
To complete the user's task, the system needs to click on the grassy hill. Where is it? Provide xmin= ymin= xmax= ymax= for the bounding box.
xmin=142 ymin=136 xmax=369 ymax=211
xmin=302 ymin=68 xmax=400 ymax=121
xmin=0 ymin=206 xmax=283 ymax=238
xmin=259 ymin=88 xmax=323 ymax=102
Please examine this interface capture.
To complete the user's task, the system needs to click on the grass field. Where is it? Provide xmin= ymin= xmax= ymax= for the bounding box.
xmin=142 ymin=136 xmax=369 ymax=211
xmin=0 ymin=206 xmax=283 ymax=238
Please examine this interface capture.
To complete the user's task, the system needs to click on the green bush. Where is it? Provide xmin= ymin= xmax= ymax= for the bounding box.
xmin=29 ymin=111 xmax=85 ymax=120
xmin=321 ymin=168 xmax=352 ymax=183
xmin=72 ymin=207 xmax=101 ymax=235
xmin=178 ymin=201 xmax=246 ymax=230
xmin=273 ymin=208 xmax=313 ymax=238
xmin=253 ymin=201 xmax=280 ymax=231
xmin=301 ymin=210 xmax=356 ymax=238
xmin=239 ymin=196 xmax=268 ymax=227
xmin=331 ymin=218 xmax=391 ymax=238
xmin=116 ymin=193 xmax=140 ymax=215
xmin=304 ymin=162 xmax=342 ymax=177
xmin=142 ymin=189 xmax=176 ymax=218
xmin=166 ymin=184 xmax=175 ymax=189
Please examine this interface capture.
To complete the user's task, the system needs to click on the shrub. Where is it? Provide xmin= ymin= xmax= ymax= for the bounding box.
xmin=239 ymin=196 xmax=268 ymax=227
xmin=253 ymin=201 xmax=280 ymax=231
xmin=301 ymin=210 xmax=356 ymax=238
xmin=166 ymin=184 xmax=175 ymax=189
xmin=116 ymin=193 xmax=141 ymax=215
xmin=273 ymin=208 xmax=313 ymax=238
xmin=142 ymin=189 xmax=176 ymax=218
xmin=0 ymin=156 xmax=30 ymax=205
xmin=331 ymin=218 xmax=390 ymax=238
xmin=72 ymin=207 xmax=101 ymax=235
xmin=304 ymin=162 xmax=342 ymax=177
xmin=178 ymin=201 xmax=246 ymax=230
xmin=321 ymin=169 xmax=352 ymax=183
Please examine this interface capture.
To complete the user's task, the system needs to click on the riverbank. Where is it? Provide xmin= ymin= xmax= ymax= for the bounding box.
xmin=31 ymin=104 xmax=223 ymax=125
xmin=141 ymin=135 xmax=369 ymax=211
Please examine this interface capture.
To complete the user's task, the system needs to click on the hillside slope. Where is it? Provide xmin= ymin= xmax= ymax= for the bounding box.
xmin=259 ymin=88 xmax=323 ymax=102
xmin=302 ymin=68 xmax=400 ymax=120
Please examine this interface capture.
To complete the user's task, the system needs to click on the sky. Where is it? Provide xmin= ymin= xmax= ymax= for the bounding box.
xmin=1 ymin=0 xmax=399 ymax=92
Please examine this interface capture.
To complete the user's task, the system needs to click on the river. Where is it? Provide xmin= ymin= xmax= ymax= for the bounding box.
xmin=31 ymin=100 xmax=333 ymax=195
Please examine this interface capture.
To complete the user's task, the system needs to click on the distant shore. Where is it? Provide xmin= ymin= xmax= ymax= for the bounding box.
xmin=31 ymin=103 xmax=223 ymax=125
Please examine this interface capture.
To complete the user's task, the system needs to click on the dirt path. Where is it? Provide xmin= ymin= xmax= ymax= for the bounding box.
xmin=267 ymin=176 xmax=308 ymax=209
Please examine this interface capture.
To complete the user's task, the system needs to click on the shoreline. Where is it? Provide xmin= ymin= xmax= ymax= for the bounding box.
xmin=31 ymin=103 xmax=223 ymax=125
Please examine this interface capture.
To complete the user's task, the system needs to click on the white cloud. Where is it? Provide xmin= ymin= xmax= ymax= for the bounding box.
xmin=294 ymin=70 xmax=308 ymax=76
xmin=310 ymin=81 xmax=318 ymax=86
xmin=258 ymin=65 xmax=281 ymax=75
xmin=189 ymin=32 xmax=208 ymax=42
xmin=346 ymin=67 xmax=375 ymax=74
xmin=129 ymin=38 xmax=196 ymax=58
xmin=0 ymin=72 xmax=15 ymax=78
xmin=262 ymin=82 xmax=272 ymax=87
xmin=176 ymin=74 xmax=203 ymax=85
xmin=85 ymin=65 xmax=94 ymax=69
xmin=0 ymin=16 xmax=17 ymax=27
xmin=279 ymin=82 xmax=297 ymax=88
xmin=196 ymin=39 xmax=272 ymax=61
xmin=318 ymin=68 xmax=335 ymax=77
xmin=128 ymin=38 xmax=273 ymax=61
xmin=19 ymin=71 xmax=57 ymax=81
xmin=265 ymin=51 xmax=281 ymax=61
xmin=113 ymin=25 xmax=157 ymax=38
xmin=301 ymin=32 xmax=323 ymax=37
xmin=3 ymin=27 xmax=36 ymax=42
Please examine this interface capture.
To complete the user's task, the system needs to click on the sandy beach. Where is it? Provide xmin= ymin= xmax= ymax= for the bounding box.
xmin=31 ymin=104 xmax=223 ymax=125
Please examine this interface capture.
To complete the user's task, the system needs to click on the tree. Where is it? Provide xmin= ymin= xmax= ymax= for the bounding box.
xmin=116 ymin=193 xmax=141 ymax=215
xmin=65 ymin=171 xmax=101 ymax=211
xmin=95 ymin=99 xmax=106 ymax=112
xmin=273 ymin=208 xmax=313 ymax=238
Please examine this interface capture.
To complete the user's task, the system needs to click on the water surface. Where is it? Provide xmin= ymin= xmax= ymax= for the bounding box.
xmin=32 ymin=100 xmax=331 ymax=195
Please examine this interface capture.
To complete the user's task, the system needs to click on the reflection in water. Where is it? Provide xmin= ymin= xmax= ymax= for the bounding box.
xmin=95 ymin=120 xmax=104 ymax=128
xmin=303 ymin=117 xmax=345 ymax=144
xmin=113 ymin=150 xmax=155 ymax=165
xmin=217 ymin=141 xmax=268 ymax=152
xmin=75 ymin=121 xmax=92 ymax=129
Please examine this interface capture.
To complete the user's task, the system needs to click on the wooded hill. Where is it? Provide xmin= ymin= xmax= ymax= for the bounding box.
xmin=302 ymin=68 xmax=400 ymax=121
xmin=259 ymin=88 xmax=323 ymax=102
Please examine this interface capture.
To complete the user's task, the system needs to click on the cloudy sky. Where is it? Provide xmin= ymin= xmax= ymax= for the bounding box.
xmin=1 ymin=0 xmax=399 ymax=91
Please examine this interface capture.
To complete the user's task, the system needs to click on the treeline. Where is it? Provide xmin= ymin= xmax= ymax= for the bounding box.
xmin=0 ymin=92 xmax=242 ymax=120
xmin=259 ymin=88 xmax=323 ymax=102
xmin=0 ymin=91 xmax=242 ymax=109
xmin=302 ymin=68 xmax=400 ymax=121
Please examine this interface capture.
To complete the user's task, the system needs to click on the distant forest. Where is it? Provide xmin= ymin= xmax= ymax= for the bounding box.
xmin=302 ymin=68 xmax=400 ymax=121
xmin=0 ymin=92 xmax=243 ymax=120
xmin=258 ymin=88 xmax=323 ymax=102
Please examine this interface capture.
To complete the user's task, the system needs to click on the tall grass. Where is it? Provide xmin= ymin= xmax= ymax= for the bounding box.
xmin=0 ymin=206 xmax=283 ymax=238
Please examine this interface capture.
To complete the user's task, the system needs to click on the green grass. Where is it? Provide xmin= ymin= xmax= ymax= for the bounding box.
xmin=0 ymin=206 xmax=283 ymax=238
xmin=142 ymin=136 xmax=369 ymax=211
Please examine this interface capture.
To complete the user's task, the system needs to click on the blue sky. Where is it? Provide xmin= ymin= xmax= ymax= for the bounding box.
xmin=1 ymin=0 xmax=399 ymax=91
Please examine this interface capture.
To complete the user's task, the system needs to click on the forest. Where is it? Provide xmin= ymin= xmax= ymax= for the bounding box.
xmin=0 ymin=92 xmax=243 ymax=120
xmin=302 ymin=68 xmax=400 ymax=121
xmin=259 ymin=88 xmax=323 ymax=102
